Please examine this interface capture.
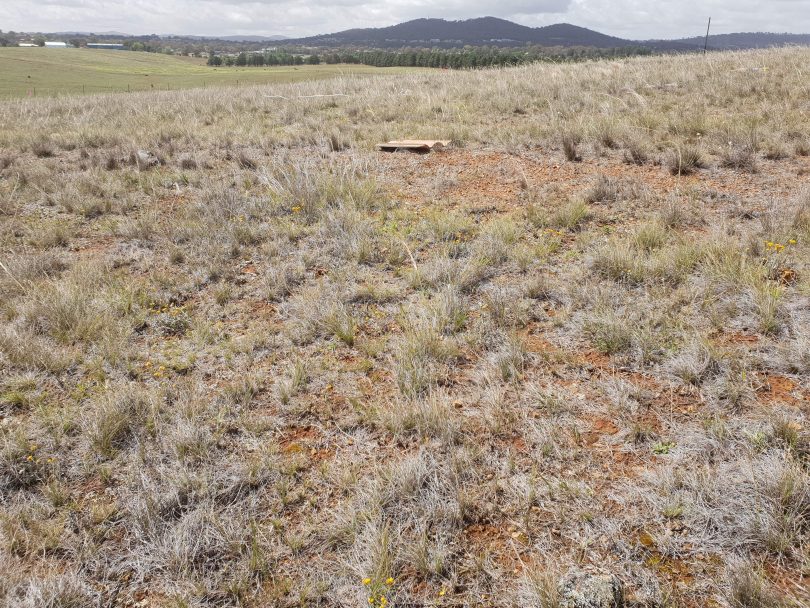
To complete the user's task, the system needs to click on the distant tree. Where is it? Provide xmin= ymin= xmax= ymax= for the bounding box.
xmin=235 ymin=52 xmax=247 ymax=66
xmin=207 ymin=54 xmax=222 ymax=66
xmin=246 ymin=52 xmax=263 ymax=66
xmin=68 ymin=38 xmax=83 ymax=48
xmin=306 ymin=54 xmax=320 ymax=65
xmin=131 ymin=42 xmax=144 ymax=51
xmin=34 ymin=36 xmax=46 ymax=47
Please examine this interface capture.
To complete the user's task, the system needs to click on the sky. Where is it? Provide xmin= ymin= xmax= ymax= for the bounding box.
xmin=3 ymin=0 xmax=809 ymax=40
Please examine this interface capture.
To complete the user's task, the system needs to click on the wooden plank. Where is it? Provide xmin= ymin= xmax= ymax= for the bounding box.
xmin=376 ymin=139 xmax=451 ymax=152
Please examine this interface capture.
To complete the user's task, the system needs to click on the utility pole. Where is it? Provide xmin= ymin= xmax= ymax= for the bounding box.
xmin=703 ymin=17 xmax=712 ymax=54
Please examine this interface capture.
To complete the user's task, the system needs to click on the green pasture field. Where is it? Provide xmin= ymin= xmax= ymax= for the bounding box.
xmin=0 ymin=47 xmax=418 ymax=98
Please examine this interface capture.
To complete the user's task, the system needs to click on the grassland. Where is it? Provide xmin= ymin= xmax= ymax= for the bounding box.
xmin=0 ymin=47 xmax=418 ymax=98
xmin=0 ymin=48 xmax=809 ymax=607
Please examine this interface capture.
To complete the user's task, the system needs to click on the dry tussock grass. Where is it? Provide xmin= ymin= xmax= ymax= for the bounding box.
xmin=0 ymin=47 xmax=809 ymax=607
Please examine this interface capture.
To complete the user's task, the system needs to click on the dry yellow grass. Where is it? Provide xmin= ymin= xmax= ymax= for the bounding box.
xmin=0 ymin=48 xmax=809 ymax=607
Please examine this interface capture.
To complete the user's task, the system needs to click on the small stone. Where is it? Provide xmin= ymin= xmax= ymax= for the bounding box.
xmin=558 ymin=570 xmax=624 ymax=608
xmin=135 ymin=150 xmax=159 ymax=170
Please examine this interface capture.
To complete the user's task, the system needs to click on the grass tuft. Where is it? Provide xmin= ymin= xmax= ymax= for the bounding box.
xmin=667 ymin=145 xmax=704 ymax=175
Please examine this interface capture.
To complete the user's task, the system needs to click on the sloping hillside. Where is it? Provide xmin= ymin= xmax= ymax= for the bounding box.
xmin=0 ymin=47 xmax=417 ymax=97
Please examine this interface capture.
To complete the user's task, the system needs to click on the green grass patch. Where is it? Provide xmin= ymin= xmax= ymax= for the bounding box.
xmin=0 ymin=48 xmax=420 ymax=98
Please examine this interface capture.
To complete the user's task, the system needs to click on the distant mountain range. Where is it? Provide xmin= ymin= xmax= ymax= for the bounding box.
xmin=279 ymin=17 xmax=810 ymax=50
xmin=41 ymin=18 xmax=810 ymax=51
xmin=217 ymin=35 xmax=288 ymax=42
xmin=49 ymin=31 xmax=131 ymax=37
xmin=665 ymin=31 xmax=810 ymax=49
xmin=286 ymin=18 xmax=638 ymax=48
xmin=176 ymin=34 xmax=289 ymax=42
xmin=40 ymin=31 xmax=288 ymax=43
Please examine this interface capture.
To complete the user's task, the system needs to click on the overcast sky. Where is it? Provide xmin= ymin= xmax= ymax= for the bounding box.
xmin=3 ymin=0 xmax=809 ymax=39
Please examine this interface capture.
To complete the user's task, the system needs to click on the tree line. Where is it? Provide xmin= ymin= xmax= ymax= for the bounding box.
xmin=207 ymin=46 xmax=654 ymax=69
xmin=208 ymin=52 xmax=316 ymax=66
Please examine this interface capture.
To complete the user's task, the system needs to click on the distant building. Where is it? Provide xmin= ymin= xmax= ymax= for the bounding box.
xmin=18 ymin=43 xmax=37 ymax=47
xmin=87 ymin=43 xmax=125 ymax=50
xmin=44 ymin=41 xmax=68 ymax=48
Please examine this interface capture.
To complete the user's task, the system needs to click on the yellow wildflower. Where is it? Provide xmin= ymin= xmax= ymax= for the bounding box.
xmin=386 ymin=577 xmax=394 ymax=585
xmin=362 ymin=578 xmax=372 ymax=586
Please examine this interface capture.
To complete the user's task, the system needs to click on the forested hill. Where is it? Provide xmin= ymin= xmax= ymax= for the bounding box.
xmin=284 ymin=18 xmax=646 ymax=48
xmin=278 ymin=18 xmax=810 ymax=50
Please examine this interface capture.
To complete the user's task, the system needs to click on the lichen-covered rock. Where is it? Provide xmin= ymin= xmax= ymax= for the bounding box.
xmin=134 ymin=149 xmax=159 ymax=170
xmin=558 ymin=570 xmax=624 ymax=608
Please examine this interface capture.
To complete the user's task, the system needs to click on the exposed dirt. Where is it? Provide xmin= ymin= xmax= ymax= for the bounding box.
xmin=377 ymin=147 xmax=810 ymax=214
xmin=367 ymin=146 xmax=808 ymax=604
